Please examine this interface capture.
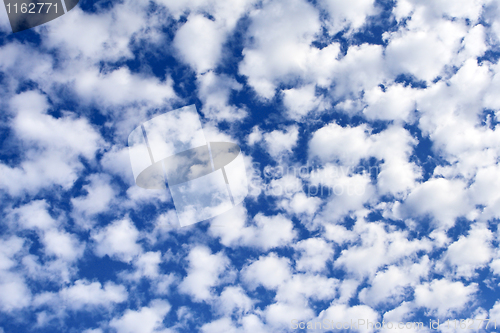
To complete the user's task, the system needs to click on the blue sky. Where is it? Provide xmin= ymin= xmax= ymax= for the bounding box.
xmin=1 ymin=0 xmax=500 ymax=332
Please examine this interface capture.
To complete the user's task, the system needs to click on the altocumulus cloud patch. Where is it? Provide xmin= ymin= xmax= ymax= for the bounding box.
xmin=1 ymin=0 xmax=500 ymax=332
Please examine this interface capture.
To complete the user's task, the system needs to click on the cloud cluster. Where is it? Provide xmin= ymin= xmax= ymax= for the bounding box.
xmin=1 ymin=0 xmax=500 ymax=332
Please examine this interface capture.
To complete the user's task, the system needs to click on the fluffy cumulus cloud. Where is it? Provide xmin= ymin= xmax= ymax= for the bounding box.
xmin=33 ymin=279 xmax=128 ymax=312
xmin=174 ymin=14 xmax=226 ymax=74
xmin=0 ymin=91 xmax=104 ymax=196
xmin=282 ymin=84 xmax=329 ymax=120
xmin=414 ymin=279 xmax=478 ymax=317
xmin=262 ymin=125 xmax=300 ymax=158
xmin=178 ymin=246 xmax=230 ymax=301
xmin=1 ymin=0 xmax=500 ymax=332
xmin=0 ymin=237 xmax=31 ymax=312
xmin=209 ymin=207 xmax=297 ymax=250
xmin=238 ymin=0 xmax=322 ymax=99
xmin=92 ymin=218 xmax=142 ymax=263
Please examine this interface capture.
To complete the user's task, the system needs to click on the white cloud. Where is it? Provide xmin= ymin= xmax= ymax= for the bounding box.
xmin=122 ymin=186 xmax=172 ymax=211
xmin=438 ymin=224 xmax=493 ymax=278
xmin=330 ymin=44 xmax=386 ymax=100
xmin=274 ymin=273 xmax=338 ymax=304
xmin=247 ymin=126 xmax=263 ymax=146
xmin=72 ymin=67 xmax=176 ymax=107
xmin=9 ymin=200 xmax=84 ymax=262
xmin=282 ymin=84 xmax=328 ymax=120
xmin=467 ymin=161 xmax=500 ymax=222
xmin=163 ymin=0 xmax=258 ymax=76
xmin=0 ymin=43 xmax=53 ymax=89
xmin=41 ymin=3 xmax=149 ymax=62
xmin=42 ymin=229 xmax=84 ymax=262
xmin=317 ymin=303 xmax=379 ymax=332
xmin=393 ymin=178 xmax=471 ymax=230
xmin=174 ymin=15 xmax=226 ymax=73
xmin=394 ymin=0 xmax=487 ymax=24
xmin=121 ymin=251 xmax=163 ymax=281
xmin=293 ymin=238 xmax=334 ymax=273
xmin=489 ymin=300 xmax=500 ymax=323
xmin=100 ymin=146 xmax=136 ymax=186
xmin=309 ymin=121 xmax=420 ymax=198
xmin=323 ymin=224 xmax=357 ymax=245
xmin=21 ymin=254 xmax=77 ymax=284
xmin=92 ymin=218 xmax=142 ymax=263
xmin=151 ymin=273 xmax=178 ymax=296
xmin=144 ymin=210 xmax=180 ymax=245
xmin=363 ymin=84 xmax=418 ymax=122
xmin=34 ymin=279 xmax=127 ymax=311
xmin=265 ymin=302 xmax=315 ymax=328
xmin=384 ymin=3 xmax=479 ymax=82
xmin=10 ymin=200 xmax=57 ymax=231
xmin=459 ymin=24 xmax=488 ymax=61
xmin=0 ymin=276 xmax=32 ymax=312
xmin=0 ymin=237 xmax=31 ymax=312
xmin=371 ymin=126 xmax=421 ymax=196
xmin=484 ymin=61 xmax=500 ymax=110
xmin=209 ymin=207 xmax=297 ymax=250
xmin=109 ymin=300 xmax=171 ymax=333
xmin=0 ymin=91 xmax=103 ymax=196
xmin=416 ymin=61 xmax=495 ymax=182
xmin=263 ymin=126 xmax=299 ymax=158
xmin=311 ymin=172 xmax=375 ymax=225
xmin=178 ymin=246 xmax=230 ymax=301
xmin=201 ymin=315 xmax=269 ymax=333
xmin=359 ymin=257 xmax=430 ymax=307
xmin=280 ymin=192 xmax=322 ymax=216
xmin=248 ymin=214 xmax=297 ymax=250
xmin=382 ymin=302 xmax=416 ymax=328
xmin=385 ymin=26 xmax=462 ymax=82
xmin=83 ymin=329 xmax=103 ymax=333
xmin=309 ymin=123 xmax=370 ymax=166
xmin=0 ymin=2 xmax=179 ymax=116
xmin=197 ymin=72 xmax=246 ymax=122
xmin=61 ymin=280 xmax=127 ymax=310
xmin=242 ymin=253 xmax=291 ymax=291
xmin=215 ymin=286 xmax=254 ymax=316
xmin=414 ymin=279 xmax=478 ymax=317
xmin=334 ymin=219 xmax=432 ymax=278
xmin=160 ymin=0 xmax=255 ymax=32
xmin=71 ymin=174 xmax=116 ymax=229
xmin=239 ymin=0 xmax=321 ymax=98
xmin=0 ymin=237 xmax=24 ymax=272
xmin=318 ymin=0 xmax=377 ymax=34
